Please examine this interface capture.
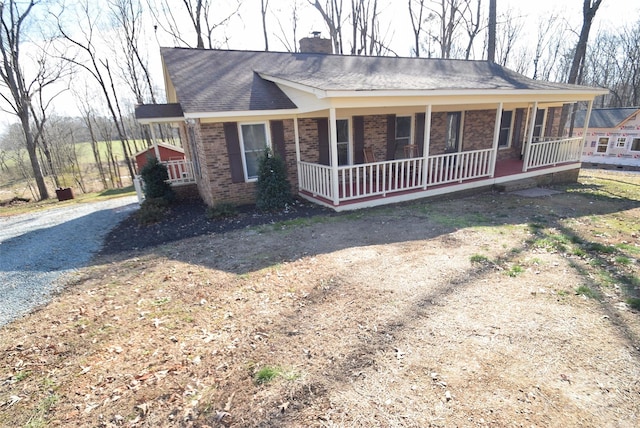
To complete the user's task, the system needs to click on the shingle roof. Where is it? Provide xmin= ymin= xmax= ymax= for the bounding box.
xmin=573 ymin=107 xmax=640 ymax=128
xmin=160 ymin=47 xmax=605 ymax=114
xmin=135 ymin=103 xmax=184 ymax=120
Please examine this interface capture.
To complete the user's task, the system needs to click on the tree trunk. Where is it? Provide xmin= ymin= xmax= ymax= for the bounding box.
xmin=20 ymin=112 xmax=49 ymax=199
xmin=488 ymin=0 xmax=496 ymax=62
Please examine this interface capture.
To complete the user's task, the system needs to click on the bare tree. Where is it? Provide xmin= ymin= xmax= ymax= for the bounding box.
xmin=261 ymin=0 xmax=269 ymax=51
xmin=495 ymin=8 xmax=523 ymax=67
xmin=408 ymin=0 xmax=426 ymax=56
xmin=55 ymin=1 xmax=135 ymax=180
xmin=147 ymin=0 xmax=241 ymax=49
xmin=0 ymin=0 xmax=55 ymax=200
xmin=460 ymin=0 xmax=483 ymax=60
xmin=531 ymin=14 xmax=568 ymax=81
xmin=568 ymin=0 xmax=603 ymax=85
xmin=425 ymin=0 xmax=464 ymax=59
xmin=273 ymin=0 xmax=299 ymax=52
xmin=109 ymin=0 xmax=158 ymax=105
xmin=308 ymin=0 xmax=344 ymax=54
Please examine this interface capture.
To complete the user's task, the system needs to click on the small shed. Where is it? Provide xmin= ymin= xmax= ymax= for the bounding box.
xmin=134 ymin=142 xmax=185 ymax=171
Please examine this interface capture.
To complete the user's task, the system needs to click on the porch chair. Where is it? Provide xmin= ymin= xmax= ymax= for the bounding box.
xmin=404 ymin=144 xmax=419 ymax=158
xmin=363 ymin=147 xmax=377 ymax=163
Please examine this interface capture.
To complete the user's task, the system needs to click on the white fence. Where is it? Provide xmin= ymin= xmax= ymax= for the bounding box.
xmin=525 ymin=137 xmax=582 ymax=170
xmin=298 ymin=148 xmax=494 ymax=203
xmin=163 ymin=159 xmax=196 ymax=184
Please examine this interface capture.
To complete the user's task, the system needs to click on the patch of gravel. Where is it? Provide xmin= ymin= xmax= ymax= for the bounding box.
xmin=0 ymin=196 xmax=139 ymax=326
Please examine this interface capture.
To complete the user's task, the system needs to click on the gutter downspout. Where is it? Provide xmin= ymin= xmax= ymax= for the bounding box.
xmin=490 ymin=102 xmax=503 ymax=177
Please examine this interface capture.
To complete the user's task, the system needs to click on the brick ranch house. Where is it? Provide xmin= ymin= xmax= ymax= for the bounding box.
xmin=135 ymin=38 xmax=607 ymax=211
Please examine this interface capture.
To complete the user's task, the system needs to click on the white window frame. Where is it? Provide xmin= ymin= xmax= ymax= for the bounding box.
xmin=532 ymin=109 xmax=546 ymax=141
xmin=631 ymin=137 xmax=640 ymax=152
xmin=596 ymin=137 xmax=609 ymax=154
xmin=336 ymin=118 xmax=351 ymax=166
xmin=238 ymin=122 xmax=270 ymax=182
xmin=616 ymin=137 xmax=627 ymax=148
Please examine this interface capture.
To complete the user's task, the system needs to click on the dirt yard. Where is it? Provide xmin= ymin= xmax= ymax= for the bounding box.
xmin=1 ymin=169 xmax=639 ymax=427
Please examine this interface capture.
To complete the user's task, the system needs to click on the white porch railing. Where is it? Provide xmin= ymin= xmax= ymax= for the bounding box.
xmin=525 ymin=137 xmax=582 ymax=170
xmin=299 ymin=161 xmax=333 ymax=200
xmin=162 ymin=159 xmax=196 ymax=184
xmin=298 ymin=148 xmax=494 ymax=204
xmin=427 ymin=148 xmax=494 ymax=186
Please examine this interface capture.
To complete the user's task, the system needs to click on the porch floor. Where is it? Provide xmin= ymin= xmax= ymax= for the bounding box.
xmin=299 ymin=159 xmax=576 ymax=210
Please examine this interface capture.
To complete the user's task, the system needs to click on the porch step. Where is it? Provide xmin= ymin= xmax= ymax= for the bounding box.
xmin=494 ymin=178 xmax=538 ymax=193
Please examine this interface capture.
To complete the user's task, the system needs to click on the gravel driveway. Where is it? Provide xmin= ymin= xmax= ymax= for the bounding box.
xmin=0 ymin=196 xmax=138 ymax=326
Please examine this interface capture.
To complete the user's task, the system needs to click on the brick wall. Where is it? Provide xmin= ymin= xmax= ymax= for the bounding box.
xmin=364 ymin=115 xmax=389 ymax=161
xmin=298 ymin=118 xmax=320 ymax=164
xmin=463 ymin=110 xmax=496 ymax=151
xmin=428 ymin=112 xmax=447 ymax=154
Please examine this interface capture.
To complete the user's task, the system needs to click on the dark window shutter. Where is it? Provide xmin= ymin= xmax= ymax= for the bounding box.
xmin=353 ymin=116 xmax=365 ymax=164
xmin=224 ymin=122 xmax=244 ymax=183
xmin=270 ymin=120 xmax=286 ymax=162
xmin=317 ymin=118 xmax=329 ymax=165
xmin=386 ymin=114 xmax=396 ymax=160
xmin=512 ymin=109 xmax=524 ymax=150
xmin=415 ymin=113 xmax=425 ymax=154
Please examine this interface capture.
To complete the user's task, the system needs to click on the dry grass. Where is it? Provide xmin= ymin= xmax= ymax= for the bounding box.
xmin=1 ymin=170 xmax=639 ymax=427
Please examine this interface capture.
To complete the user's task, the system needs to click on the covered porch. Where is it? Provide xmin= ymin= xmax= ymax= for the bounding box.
xmin=298 ymin=146 xmax=581 ymax=210
xmin=294 ymin=100 xmax=593 ymax=211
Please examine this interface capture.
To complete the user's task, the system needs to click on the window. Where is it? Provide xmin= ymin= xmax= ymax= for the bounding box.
xmin=239 ymin=123 xmax=269 ymax=180
xmin=498 ymin=110 xmax=513 ymax=148
xmin=631 ymin=138 xmax=640 ymax=152
xmin=445 ymin=112 xmax=462 ymax=153
xmin=394 ymin=116 xmax=412 ymax=158
xmin=533 ymin=109 xmax=546 ymax=140
xmin=336 ymin=119 xmax=350 ymax=165
xmin=596 ymin=137 xmax=609 ymax=153
xmin=616 ymin=137 xmax=626 ymax=148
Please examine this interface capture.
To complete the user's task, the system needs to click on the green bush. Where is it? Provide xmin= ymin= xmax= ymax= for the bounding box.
xmin=255 ymin=147 xmax=292 ymax=212
xmin=140 ymin=157 xmax=174 ymax=201
xmin=135 ymin=197 xmax=169 ymax=225
xmin=206 ymin=202 xmax=238 ymax=219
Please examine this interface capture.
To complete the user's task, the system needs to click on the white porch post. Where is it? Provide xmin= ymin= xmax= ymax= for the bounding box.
xmin=522 ymin=101 xmax=538 ymax=172
xmin=329 ymin=107 xmax=340 ymax=206
xmin=581 ymin=99 xmax=594 ymax=143
xmin=422 ymin=104 xmax=432 ymax=189
xmin=149 ymin=123 xmax=161 ymax=160
xmin=294 ymin=116 xmax=301 ymax=192
xmin=490 ymin=102 xmax=503 ymax=177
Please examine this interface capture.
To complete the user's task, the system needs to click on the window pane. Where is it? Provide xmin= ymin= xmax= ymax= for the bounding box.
xmin=632 ymin=138 xmax=640 ymax=152
xmin=241 ymin=123 xmax=267 ymax=178
xmin=241 ymin=124 xmax=267 ymax=150
xmin=336 ymin=119 xmax=349 ymax=143
xmin=396 ymin=116 xmax=411 ymax=138
xmin=337 ymin=142 xmax=348 ymax=165
xmin=498 ymin=110 xmax=512 ymax=147
xmin=597 ymin=137 xmax=609 ymax=153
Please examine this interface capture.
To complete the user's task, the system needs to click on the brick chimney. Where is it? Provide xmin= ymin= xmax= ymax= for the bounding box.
xmin=299 ymin=31 xmax=333 ymax=54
